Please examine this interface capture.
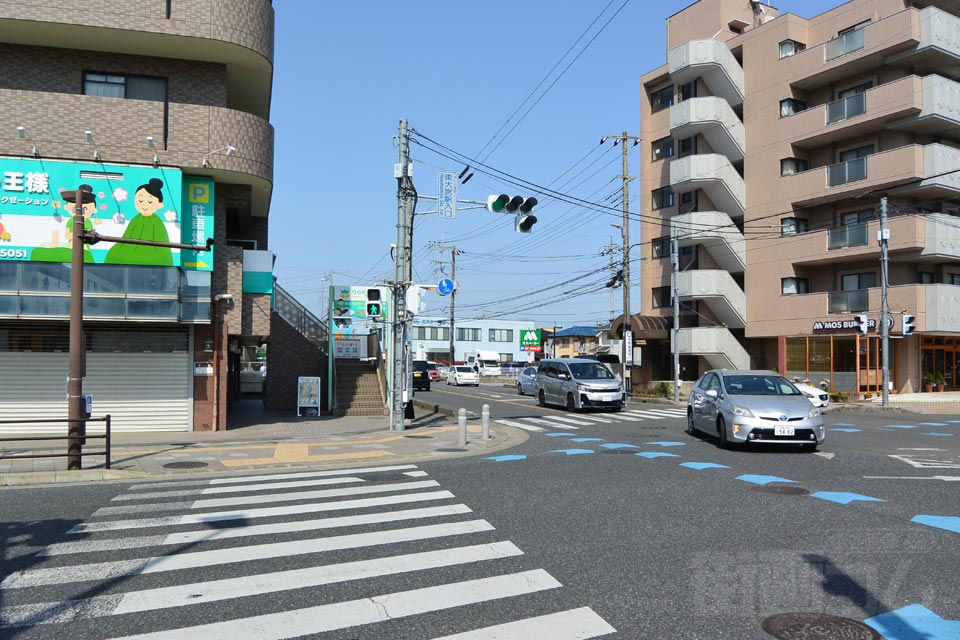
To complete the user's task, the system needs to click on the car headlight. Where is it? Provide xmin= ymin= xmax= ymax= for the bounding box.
xmin=617 ymin=385 xmax=624 ymax=392
xmin=577 ymin=384 xmax=589 ymax=392
xmin=808 ymin=407 xmax=821 ymax=418
xmin=731 ymin=405 xmax=754 ymax=418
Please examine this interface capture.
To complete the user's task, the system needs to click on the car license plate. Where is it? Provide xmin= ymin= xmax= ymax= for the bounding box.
xmin=775 ymin=425 xmax=794 ymax=436
xmin=602 ymin=393 xmax=617 ymax=402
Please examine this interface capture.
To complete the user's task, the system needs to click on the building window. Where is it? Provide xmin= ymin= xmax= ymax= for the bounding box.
xmin=918 ymin=271 xmax=935 ymax=284
xmin=678 ymin=190 xmax=697 ymax=214
xmin=651 ymin=137 xmax=675 ymax=162
xmin=678 ymin=136 xmax=696 ymax=158
xmin=779 ymin=39 xmax=806 ymax=59
xmin=489 ymin=329 xmax=513 ymax=343
xmin=652 ymin=286 xmax=672 ymax=308
xmin=678 ymin=81 xmax=696 ymax=102
xmin=456 ymin=328 xmax=481 ymax=341
xmin=781 ymin=217 xmax=810 ymax=236
xmin=780 ymin=158 xmax=809 ymax=176
xmin=949 ymin=273 xmax=960 ymax=286
xmin=652 ymin=236 xmax=671 ymax=259
xmin=652 ymin=187 xmax=675 ymax=210
xmin=842 ymin=272 xmax=876 ymax=291
xmin=414 ymin=326 xmax=449 ymax=341
xmin=83 ymin=72 xmax=167 ymax=102
xmin=841 ymin=208 xmax=875 ymax=225
xmin=782 ymin=277 xmax=810 ymax=295
xmin=780 ymin=98 xmax=808 ymax=117
xmin=499 ymin=353 xmax=513 ymax=363
xmin=650 ymin=85 xmax=675 ymax=113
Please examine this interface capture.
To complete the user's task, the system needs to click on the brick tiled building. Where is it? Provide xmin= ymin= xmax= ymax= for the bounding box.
xmin=0 ymin=1 xmax=276 ymax=432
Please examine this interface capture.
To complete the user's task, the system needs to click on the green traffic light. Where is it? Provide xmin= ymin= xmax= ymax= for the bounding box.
xmin=488 ymin=194 xmax=510 ymax=212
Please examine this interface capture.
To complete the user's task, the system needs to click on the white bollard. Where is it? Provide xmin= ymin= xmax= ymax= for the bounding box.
xmin=481 ymin=404 xmax=490 ymax=440
xmin=458 ymin=408 xmax=467 ymax=446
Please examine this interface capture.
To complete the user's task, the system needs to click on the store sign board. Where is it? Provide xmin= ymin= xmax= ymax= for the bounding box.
xmin=812 ymin=318 xmax=877 ymax=333
xmin=520 ymin=329 xmax=542 ymax=352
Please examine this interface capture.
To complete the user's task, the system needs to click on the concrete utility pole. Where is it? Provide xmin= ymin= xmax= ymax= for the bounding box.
xmin=601 ymin=132 xmax=640 ymax=393
xmin=607 ymin=237 xmax=617 ymax=324
xmin=427 ymin=241 xmax=461 ymax=365
xmin=879 ymin=197 xmax=890 ymax=408
xmin=672 ymin=225 xmax=681 ymax=403
xmin=390 ymin=118 xmax=413 ymax=431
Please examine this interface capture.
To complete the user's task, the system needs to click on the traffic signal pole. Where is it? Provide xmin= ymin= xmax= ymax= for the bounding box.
xmin=391 ymin=119 xmax=413 ymax=431
xmin=880 ymin=197 xmax=890 ymax=408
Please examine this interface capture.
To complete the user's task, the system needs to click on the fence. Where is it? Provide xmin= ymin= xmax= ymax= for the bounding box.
xmin=0 ymin=415 xmax=111 ymax=469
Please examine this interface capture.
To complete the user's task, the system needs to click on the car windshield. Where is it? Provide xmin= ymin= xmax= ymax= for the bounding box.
xmin=427 ymin=363 xmax=438 ymax=371
xmin=479 ymin=360 xmax=498 ymax=367
xmin=413 ymin=361 xmax=428 ymax=371
xmin=567 ymin=362 xmax=615 ymax=380
xmin=723 ymin=375 xmax=802 ymax=396
xmin=455 ymin=366 xmax=474 ymax=373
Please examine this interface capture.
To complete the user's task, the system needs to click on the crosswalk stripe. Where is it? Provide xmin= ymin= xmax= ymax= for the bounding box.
xmin=92 ymin=480 xmax=442 ymax=516
xmin=105 ymin=569 xmax=563 ymax=640
xmin=1 ymin=520 xmax=496 ymax=589
xmin=128 ymin=465 xmax=420 ymax=490
xmin=642 ymin=409 xmax=686 ymax=417
xmin=113 ymin=477 xmax=365 ymax=501
xmin=68 ymin=490 xmax=457 ymax=534
xmin=543 ymin=416 xmax=593 ymax=426
xmin=495 ymin=420 xmax=545 ymax=432
xmin=599 ymin=413 xmax=637 ymax=422
xmin=43 ymin=505 xmax=475 ymax=556
xmin=1 ymin=542 xmax=525 ymax=627
xmin=572 ymin=415 xmax=614 ymax=423
xmin=518 ymin=417 xmax=579 ymax=430
xmin=431 ymin=607 xmax=616 ymax=639
xmin=622 ymin=411 xmax=661 ymax=420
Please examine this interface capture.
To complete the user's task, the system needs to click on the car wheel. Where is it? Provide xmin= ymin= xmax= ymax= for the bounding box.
xmin=517 ymin=383 xmax=524 ymax=396
xmin=566 ymin=393 xmax=577 ymax=412
xmin=687 ymin=410 xmax=698 ymax=435
xmin=717 ymin=416 xmax=729 ymax=448
xmin=538 ymin=390 xmax=546 ymax=407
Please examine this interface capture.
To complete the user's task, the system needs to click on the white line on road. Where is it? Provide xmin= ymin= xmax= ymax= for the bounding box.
xmin=599 ymin=413 xmax=640 ymax=422
xmin=814 ymin=452 xmax=836 ymax=460
xmin=104 ymin=570 xmax=562 ymax=640
xmin=113 ymin=477 xmax=365 ymax=501
xmin=495 ymin=420 xmax=545 ymax=433
xmin=517 ymin=417 xmax=578 ymax=430
xmin=541 ymin=416 xmax=594 ymax=426
xmin=864 ymin=475 xmax=960 ymax=481
xmin=571 ymin=415 xmax=614 ymax=424
xmin=1 ymin=520 xmax=495 ymax=589
xmin=897 ymin=448 xmax=949 ymax=452
xmin=431 ymin=607 xmax=616 ymax=639
xmin=404 ymin=470 xmax=430 ymax=477
xmin=127 ymin=465 xmax=420 ymax=490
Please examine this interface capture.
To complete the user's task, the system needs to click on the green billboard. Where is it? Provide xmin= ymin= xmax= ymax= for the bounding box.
xmin=520 ymin=328 xmax=542 ymax=352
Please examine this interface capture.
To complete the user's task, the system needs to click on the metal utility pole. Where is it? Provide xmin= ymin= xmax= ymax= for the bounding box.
xmin=879 ymin=197 xmax=890 ymax=407
xmin=390 ymin=119 xmax=413 ymax=431
xmin=672 ymin=225 xmax=681 ymax=403
xmin=601 ymin=132 xmax=640 ymax=393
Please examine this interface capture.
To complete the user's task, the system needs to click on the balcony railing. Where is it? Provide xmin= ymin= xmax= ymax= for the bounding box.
xmin=824 ymin=28 xmax=865 ymax=62
xmin=827 ymin=157 xmax=868 ymax=186
xmin=274 ymin=284 xmax=327 ymax=349
xmin=828 ymin=289 xmax=869 ymax=313
xmin=826 ymin=92 xmax=867 ymax=124
xmin=828 ymin=223 xmax=869 ymax=250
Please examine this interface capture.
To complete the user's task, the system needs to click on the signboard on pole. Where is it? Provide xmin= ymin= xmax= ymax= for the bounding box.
xmin=625 ymin=330 xmax=634 ymax=365
xmin=520 ymin=329 xmax=542 ymax=353
xmin=438 ymin=171 xmax=457 ymax=220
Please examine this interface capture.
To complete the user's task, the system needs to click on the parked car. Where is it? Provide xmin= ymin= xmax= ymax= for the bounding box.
xmin=687 ymin=369 xmax=825 ymax=450
xmin=412 ymin=360 xmax=431 ymax=391
xmin=437 ymin=364 xmax=449 ymax=377
xmin=447 ymin=365 xmax=479 ymax=386
xmin=535 ymin=358 xmax=625 ymax=411
xmin=427 ymin=361 xmax=441 ymax=382
xmin=792 ymin=380 xmax=830 ymax=409
xmin=517 ymin=366 xmax=538 ymax=395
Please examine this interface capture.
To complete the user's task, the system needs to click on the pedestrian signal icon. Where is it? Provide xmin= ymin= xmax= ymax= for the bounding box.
xmin=366 ymin=302 xmax=381 ymax=317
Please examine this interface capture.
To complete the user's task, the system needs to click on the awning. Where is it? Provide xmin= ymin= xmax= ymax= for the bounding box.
xmin=608 ymin=314 xmax=671 ymax=340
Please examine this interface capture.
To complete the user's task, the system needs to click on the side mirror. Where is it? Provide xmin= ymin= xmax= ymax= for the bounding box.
xmin=705 ymin=389 xmax=719 ymax=399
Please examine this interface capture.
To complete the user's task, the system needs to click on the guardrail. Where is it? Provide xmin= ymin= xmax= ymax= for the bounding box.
xmin=0 ymin=415 xmax=111 ymax=469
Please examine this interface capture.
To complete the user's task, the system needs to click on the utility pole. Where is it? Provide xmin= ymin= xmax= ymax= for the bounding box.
xmin=427 ymin=241 xmax=462 ymax=366
xmin=601 ymin=132 xmax=640 ymax=393
xmin=607 ymin=237 xmax=617 ymax=324
xmin=390 ymin=119 xmax=413 ymax=431
xmin=879 ymin=197 xmax=890 ymax=407
xmin=672 ymin=225 xmax=681 ymax=403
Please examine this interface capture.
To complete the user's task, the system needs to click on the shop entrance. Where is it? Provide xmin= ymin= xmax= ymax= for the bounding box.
xmin=785 ymin=335 xmax=897 ymax=394
xmin=921 ymin=337 xmax=960 ymax=390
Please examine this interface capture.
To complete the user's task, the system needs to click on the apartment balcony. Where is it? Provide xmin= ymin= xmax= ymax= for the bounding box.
xmin=676 ymin=270 xmax=746 ymax=329
xmin=668 ymin=39 xmax=744 ymax=107
xmin=670 ymin=154 xmax=745 ymax=217
xmin=669 ymin=97 xmax=745 ymax=162
xmin=0 ymin=0 xmax=274 ymax=118
xmin=674 ymin=327 xmax=750 ymax=371
xmin=672 ymin=211 xmax=746 ymax=273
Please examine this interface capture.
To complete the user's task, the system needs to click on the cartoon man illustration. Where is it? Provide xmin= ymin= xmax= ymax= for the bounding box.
xmin=30 ymin=184 xmax=97 ymax=263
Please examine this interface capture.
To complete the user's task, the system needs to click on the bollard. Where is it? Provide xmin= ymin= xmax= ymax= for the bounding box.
xmin=481 ymin=404 xmax=490 ymax=441
xmin=458 ymin=408 xmax=467 ymax=446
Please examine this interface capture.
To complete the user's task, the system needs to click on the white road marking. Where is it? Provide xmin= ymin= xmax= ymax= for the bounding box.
xmin=113 ymin=477 xmax=365 ymax=501
xmin=431 ymin=607 xmax=616 ymax=639
xmin=637 ymin=409 xmax=686 ymax=416
xmin=572 ymin=415 xmax=614 ymax=424
xmin=543 ymin=416 xmax=593 ymax=426
xmin=814 ymin=452 xmax=836 ymax=460
xmin=105 ymin=570 xmax=562 ymax=640
xmin=1 ymin=520 xmax=495 ymax=589
xmin=897 ymin=448 xmax=949 ymax=452
xmin=518 ymin=417 xmax=579 ymax=430
xmin=864 ymin=475 xmax=960 ymax=482
xmin=621 ymin=411 xmax=660 ymax=420
xmin=600 ymin=413 xmax=640 ymax=422
xmin=495 ymin=420 xmax=545 ymax=433
xmin=889 ymin=454 xmax=960 ymax=469
xmin=404 ymin=470 xmax=430 ymax=477
xmin=69 ymin=491 xmax=457 ymax=534
xmin=124 ymin=465 xmax=421 ymax=490
xmin=43 ymin=505 xmax=474 ymax=556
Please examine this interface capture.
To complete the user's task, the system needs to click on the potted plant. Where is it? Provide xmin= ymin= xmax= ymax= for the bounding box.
xmin=923 ymin=372 xmax=935 ymax=393
xmin=936 ymin=372 xmax=946 ymax=392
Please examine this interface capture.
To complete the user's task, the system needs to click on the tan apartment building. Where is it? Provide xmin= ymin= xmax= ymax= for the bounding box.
xmin=0 ymin=1 xmax=277 ymax=432
xmin=638 ymin=0 xmax=960 ymax=395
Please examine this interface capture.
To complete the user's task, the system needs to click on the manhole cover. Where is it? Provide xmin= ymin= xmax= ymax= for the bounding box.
xmin=750 ymin=485 xmax=810 ymax=495
xmin=602 ymin=449 xmax=638 ymax=454
xmin=403 ymin=435 xmax=433 ymax=439
xmin=435 ymin=448 xmax=467 ymax=452
xmin=762 ymin=613 xmax=881 ymax=639
xmin=162 ymin=461 xmax=209 ymax=469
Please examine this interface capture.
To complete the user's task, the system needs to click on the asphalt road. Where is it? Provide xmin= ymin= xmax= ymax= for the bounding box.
xmin=1 ymin=385 xmax=958 ymax=638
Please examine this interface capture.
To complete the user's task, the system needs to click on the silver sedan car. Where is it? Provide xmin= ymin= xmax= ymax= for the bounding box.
xmin=517 ymin=366 xmax=538 ymax=395
xmin=687 ymin=370 xmax=825 ymax=450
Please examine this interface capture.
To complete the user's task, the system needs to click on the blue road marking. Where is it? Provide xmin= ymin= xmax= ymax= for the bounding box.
xmin=911 ymin=515 xmax=960 ymax=535
xmin=833 ymin=422 xmax=857 ymax=427
xmin=809 ymin=492 xmax=886 ymax=505
xmin=920 ymin=422 xmax=949 ymax=426
xmin=570 ymin=437 xmax=604 ymax=443
xmin=865 ymin=604 xmax=960 ymax=639
xmin=635 ymin=452 xmax=680 ymax=459
xmin=600 ymin=443 xmax=640 ymax=450
xmin=830 ymin=428 xmax=862 ymax=433
xmin=545 ymin=433 xmax=576 ymax=437
xmin=484 ymin=455 xmax=527 ymax=462
xmin=948 ymin=420 xmax=960 ymax=424
xmin=923 ymin=433 xmax=955 ymax=437
xmin=646 ymin=441 xmax=686 ymax=447
xmin=736 ymin=474 xmax=796 ymax=485
xmin=680 ymin=462 xmax=730 ymax=470
xmin=885 ymin=425 xmax=918 ymax=429
xmin=551 ymin=449 xmax=595 ymax=455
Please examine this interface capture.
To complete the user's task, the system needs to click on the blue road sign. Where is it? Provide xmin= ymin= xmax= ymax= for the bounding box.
xmin=438 ymin=278 xmax=455 ymax=296
xmin=438 ymin=171 xmax=457 ymax=220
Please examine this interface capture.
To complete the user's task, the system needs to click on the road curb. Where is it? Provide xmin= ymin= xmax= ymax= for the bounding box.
xmin=413 ymin=399 xmax=457 ymax=418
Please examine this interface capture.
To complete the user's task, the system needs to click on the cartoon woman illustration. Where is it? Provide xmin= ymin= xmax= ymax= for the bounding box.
xmin=30 ymin=184 xmax=97 ymax=263
xmin=104 ymin=177 xmax=173 ymax=266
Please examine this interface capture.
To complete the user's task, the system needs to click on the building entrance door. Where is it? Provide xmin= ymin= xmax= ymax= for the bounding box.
xmin=921 ymin=337 xmax=960 ymax=390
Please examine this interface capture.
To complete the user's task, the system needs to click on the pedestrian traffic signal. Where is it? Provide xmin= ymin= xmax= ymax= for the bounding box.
xmin=856 ymin=313 xmax=869 ymax=335
xmin=902 ymin=313 xmax=916 ymax=336
xmin=366 ymin=302 xmax=381 ymax=316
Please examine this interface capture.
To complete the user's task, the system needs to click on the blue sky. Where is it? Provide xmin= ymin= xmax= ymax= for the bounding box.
xmin=269 ymin=0 xmax=839 ymax=328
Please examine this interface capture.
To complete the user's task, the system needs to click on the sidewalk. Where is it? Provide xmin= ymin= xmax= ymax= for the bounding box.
xmin=0 ymin=399 xmax=527 ymax=487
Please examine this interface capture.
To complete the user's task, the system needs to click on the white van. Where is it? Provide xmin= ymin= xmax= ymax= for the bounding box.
xmin=463 ymin=350 xmax=501 ymax=376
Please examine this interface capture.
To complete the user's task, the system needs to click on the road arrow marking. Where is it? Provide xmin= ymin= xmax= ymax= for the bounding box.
xmin=814 ymin=452 xmax=836 ymax=460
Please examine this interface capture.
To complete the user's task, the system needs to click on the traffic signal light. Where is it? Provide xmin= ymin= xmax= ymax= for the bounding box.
xmin=856 ymin=313 xmax=869 ymax=335
xmin=515 ymin=214 xmax=537 ymax=233
xmin=486 ymin=194 xmax=511 ymax=212
xmin=487 ymin=195 xmax=538 ymax=213
xmin=902 ymin=313 xmax=916 ymax=336
xmin=366 ymin=302 xmax=381 ymax=316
